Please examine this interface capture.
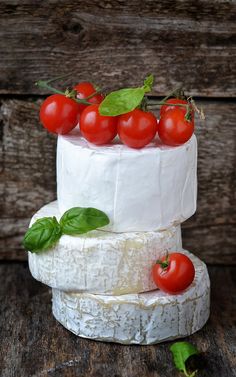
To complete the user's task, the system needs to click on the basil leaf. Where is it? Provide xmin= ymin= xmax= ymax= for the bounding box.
xmin=170 ymin=342 xmax=199 ymax=377
xmin=23 ymin=217 xmax=62 ymax=253
xmin=99 ymin=74 xmax=154 ymax=116
xmin=60 ymin=207 xmax=109 ymax=235
xmin=99 ymin=87 xmax=145 ymax=116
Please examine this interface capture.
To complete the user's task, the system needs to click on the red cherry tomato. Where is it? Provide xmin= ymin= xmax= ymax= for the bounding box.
xmin=117 ymin=109 xmax=157 ymax=149
xmin=158 ymin=107 xmax=194 ymax=146
xmin=74 ymin=82 xmax=104 ymax=113
xmin=40 ymin=94 xmax=80 ymax=134
xmin=152 ymin=253 xmax=195 ymax=294
xmin=80 ymin=104 xmax=117 ymax=145
xmin=160 ymin=98 xmax=189 ymax=118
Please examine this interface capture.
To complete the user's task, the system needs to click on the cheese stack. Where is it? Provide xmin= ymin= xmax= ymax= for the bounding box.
xmin=28 ymin=128 xmax=210 ymax=344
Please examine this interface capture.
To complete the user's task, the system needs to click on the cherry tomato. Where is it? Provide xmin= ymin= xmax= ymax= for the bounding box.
xmin=152 ymin=253 xmax=195 ymax=294
xmin=74 ymin=82 xmax=104 ymax=113
xmin=80 ymin=104 xmax=117 ymax=145
xmin=40 ymin=94 xmax=80 ymax=134
xmin=158 ymin=107 xmax=194 ymax=146
xmin=117 ymin=109 xmax=157 ymax=149
xmin=160 ymin=98 xmax=189 ymax=118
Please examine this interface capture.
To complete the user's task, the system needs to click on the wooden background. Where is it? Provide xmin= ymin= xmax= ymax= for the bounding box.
xmin=0 ymin=0 xmax=236 ymax=264
xmin=0 ymin=2 xmax=236 ymax=377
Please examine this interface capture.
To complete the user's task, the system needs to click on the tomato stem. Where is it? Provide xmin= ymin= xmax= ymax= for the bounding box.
xmin=188 ymin=97 xmax=205 ymax=120
xmin=35 ymin=80 xmax=91 ymax=105
xmin=185 ymin=105 xmax=192 ymax=122
xmin=160 ymin=87 xmax=185 ymax=103
xmin=146 ymin=87 xmax=205 ymax=120
xmin=44 ymin=72 xmax=76 ymax=84
xmin=147 ymin=102 xmax=189 ymax=109
xmin=35 ymin=80 xmax=65 ymax=95
xmin=84 ymin=89 xmax=103 ymax=100
xmin=156 ymin=258 xmax=169 ymax=270
xmin=146 ymin=86 xmax=188 ymax=111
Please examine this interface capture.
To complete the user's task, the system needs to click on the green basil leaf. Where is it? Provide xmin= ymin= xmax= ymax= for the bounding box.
xmin=23 ymin=217 xmax=62 ymax=253
xmin=60 ymin=207 xmax=110 ymax=235
xmin=99 ymin=87 xmax=145 ymax=116
xmin=170 ymin=342 xmax=199 ymax=377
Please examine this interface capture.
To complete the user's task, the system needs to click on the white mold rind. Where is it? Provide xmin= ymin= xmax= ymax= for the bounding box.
xmin=57 ymin=130 xmax=197 ymax=232
xmin=52 ymin=252 xmax=210 ymax=345
xmin=28 ymin=201 xmax=182 ymax=294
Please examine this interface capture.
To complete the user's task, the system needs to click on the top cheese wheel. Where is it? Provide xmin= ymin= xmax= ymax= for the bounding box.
xmin=57 ymin=129 xmax=197 ymax=232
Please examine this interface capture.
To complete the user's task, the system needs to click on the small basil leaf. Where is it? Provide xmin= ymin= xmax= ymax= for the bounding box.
xmin=170 ymin=342 xmax=199 ymax=377
xmin=60 ymin=207 xmax=109 ymax=235
xmin=99 ymin=87 xmax=145 ymax=116
xmin=23 ymin=216 xmax=62 ymax=253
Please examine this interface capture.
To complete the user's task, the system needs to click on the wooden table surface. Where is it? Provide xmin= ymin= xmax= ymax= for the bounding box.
xmin=0 ymin=263 xmax=235 ymax=377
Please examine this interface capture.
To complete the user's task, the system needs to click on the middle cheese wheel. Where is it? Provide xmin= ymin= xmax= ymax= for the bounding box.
xmin=28 ymin=201 xmax=182 ymax=295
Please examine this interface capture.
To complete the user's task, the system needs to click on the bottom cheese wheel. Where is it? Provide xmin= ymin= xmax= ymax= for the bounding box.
xmin=52 ymin=252 xmax=210 ymax=345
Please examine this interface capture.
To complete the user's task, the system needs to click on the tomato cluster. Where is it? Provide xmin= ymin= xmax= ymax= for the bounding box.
xmin=40 ymin=81 xmax=194 ymax=148
xmin=40 ymin=82 xmax=104 ymax=136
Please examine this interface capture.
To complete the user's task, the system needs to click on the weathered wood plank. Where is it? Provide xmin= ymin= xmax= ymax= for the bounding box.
xmin=0 ymin=99 xmax=57 ymax=219
xmin=182 ymin=224 xmax=236 ymax=264
xmin=0 ymin=1 xmax=235 ymax=96
xmin=0 ymin=99 xmax=235 ymax=261
xmin=0 ymin=263 xmax=235 ymax=377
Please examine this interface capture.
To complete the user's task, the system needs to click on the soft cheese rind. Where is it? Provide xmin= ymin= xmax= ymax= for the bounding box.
xmin=28 ymin=201 xmax=182 ymax=294
xmin=57 ymin=130 xmax=197 ymax=232
xmin=52 ymin=252 xmax=210 ymax=345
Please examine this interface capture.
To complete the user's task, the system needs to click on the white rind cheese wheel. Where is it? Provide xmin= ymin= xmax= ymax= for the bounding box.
xmin=57 ymin=129 xmax=197 ymax=232
xmin=28 ymin=201 xmax=182 ymax=295
xmin=52 ymin=252 xmax=210 ymax=345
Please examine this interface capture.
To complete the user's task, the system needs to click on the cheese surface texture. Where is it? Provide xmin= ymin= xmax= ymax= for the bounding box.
xmin=57 ymin=129 xmax=197 ymax=232
xmin=52 ymin=251 xmax=210 ymax=345
xmin=28 ymin=201 xmax=182 ymax=294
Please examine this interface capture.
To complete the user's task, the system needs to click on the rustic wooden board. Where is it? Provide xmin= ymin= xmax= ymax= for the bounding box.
xmin=0 ymin=263 xmax=235 ymax=377
xmin=0 ymin=99 xmax=235 ymax=262
xmin=0 ymin=1 xmax=236 ymax=96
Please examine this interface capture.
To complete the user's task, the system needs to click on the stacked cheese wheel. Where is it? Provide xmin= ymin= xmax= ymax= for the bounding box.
xmin=28 ymin=129 xmax=210 ymax=344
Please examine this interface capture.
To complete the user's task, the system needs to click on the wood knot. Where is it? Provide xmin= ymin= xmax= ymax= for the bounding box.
xmin=62 ymin=21 xmax=83 ymax=34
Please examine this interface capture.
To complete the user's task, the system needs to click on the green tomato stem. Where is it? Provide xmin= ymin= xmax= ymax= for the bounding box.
xmin=83 ymin=90 xmax=102 ymax=100
xmin=147 ymin=102 xmax=188 ymax=109
xmin=147 ymin=102 xmax=192 ymax=123
xmin=35 ymin=80 xmax=65 ymax=95
xmin=156 ymin=258 xmax=169 ymax=270
xmin=146 ymin=86 xmax=187 ymax=110
xmin=35 ymin=80 xmax=91 ymax=105
xmin=45 ymin=72 xmax=75 ymax=84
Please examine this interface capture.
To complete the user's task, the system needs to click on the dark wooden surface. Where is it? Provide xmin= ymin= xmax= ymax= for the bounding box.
xmin=1 ymin=99 xmax=235 ymax=263
xmin=0 ymin=262 xmax=235 ymax=377
xmin=0 ymin=1 xmax=235 ymax=96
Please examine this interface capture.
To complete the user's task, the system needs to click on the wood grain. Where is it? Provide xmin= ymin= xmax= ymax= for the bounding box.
xmin=0 ymin=1 xmax=235 ymax=96
xmin=0 ymin=99 xmax=235 ymax=262
xmin=0 ymin=263 xmax=235 ymax=377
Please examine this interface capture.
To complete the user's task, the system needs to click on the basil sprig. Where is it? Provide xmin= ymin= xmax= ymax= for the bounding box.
xmin=23 ymin=217 xmax=62 ymax=254
xmin=23 ymin=207 xmax=109 ymax=253
xmin=99 ymin=74 xmax=154 ymax=116
xmin=60 ymin=207 xmax=109 ymax=235
xmin=170 ymin=342 xmax=199 ymax=377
